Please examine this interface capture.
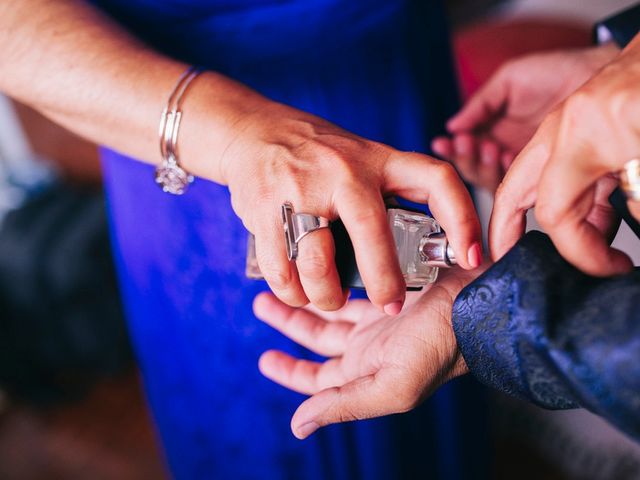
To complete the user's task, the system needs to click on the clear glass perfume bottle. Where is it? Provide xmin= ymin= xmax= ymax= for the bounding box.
xmin=390 ymin=208 xmax=446 ymax=287
xmin=246 ymin=207 xmax=456 ymax=289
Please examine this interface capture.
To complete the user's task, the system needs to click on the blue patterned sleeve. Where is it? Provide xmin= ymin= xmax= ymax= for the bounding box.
xmin=452 ymin=231 xmax=640 ymax=441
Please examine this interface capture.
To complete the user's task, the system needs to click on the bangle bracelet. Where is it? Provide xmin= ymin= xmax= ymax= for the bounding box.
xmin=156 ymin=66 xmax=202 ymax=195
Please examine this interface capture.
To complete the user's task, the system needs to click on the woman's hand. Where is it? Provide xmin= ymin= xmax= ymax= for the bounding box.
xmin=221 ymin=101 xmax=482 ymax=313
xmin=490 ymin=35 xmax=640 ymax=276
xmin=432 ymin=44 xmax=619 ymax=192
xmin=0 ymin=0 xmax=481 ymax=313
xmin=253 ymin=266 xmax=483 ymax=439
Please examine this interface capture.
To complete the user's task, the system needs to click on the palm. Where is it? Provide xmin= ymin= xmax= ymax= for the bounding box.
xmin=336 ymin=292 xmax=455 ymax=391
xmin=434 ymin=47 xmax=616 ymax=192
xmin=253 ymin=269 xmax=475 ymax=439
xmin=485 ymin=52 xmax=592 ymax=152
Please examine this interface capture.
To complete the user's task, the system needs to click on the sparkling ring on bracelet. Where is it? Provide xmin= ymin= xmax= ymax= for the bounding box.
xmin=282 ymin=202 xmax=330 ymax=261
xmin=620 ymin=158 xmax=640 ymax=201
xmin=156 ymin=66 xmax=202 ymax=195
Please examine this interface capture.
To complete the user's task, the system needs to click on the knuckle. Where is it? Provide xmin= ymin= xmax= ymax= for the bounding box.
xmin=431 ymin=161 xmax=459 ymax=185
xmin=297 ymin=248 xmax=333 ymax=280
xmin=494 ymin=180 xmax=513 ymax=207
xmin=349 ymin=204 xmax=382 ymax=228
xmin=333 ymin=396 xmax=360 ymax=423
xmin=335 ymin=160 xmax=365 ymax=186
xmin=259 ymin=260 xmax=293 ymax=291
xmin=608 ymin=89 xmax=634 ymax=124
xmin=367 ymin=277 xmax=403 ymax=305
xmin=563 ymin=91 xmax=596 ymax=122
xmin=534 ymin=202 xmax=561 ymax=229
xmin=456 ymin=212 xmax=481 ymax=236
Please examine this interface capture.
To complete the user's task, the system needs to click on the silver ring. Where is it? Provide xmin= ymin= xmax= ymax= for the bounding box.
xmin=620 ymin=158 xmax=640 ymax=201
xmin=282 ymin=202 xmax=330 ymax=261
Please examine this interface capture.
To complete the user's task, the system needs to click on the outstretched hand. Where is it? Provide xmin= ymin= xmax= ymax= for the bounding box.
xmin=432 ymin=44 xmax=619 ymax=192
xmin=253 ymin=267 xmax=484 ymax=439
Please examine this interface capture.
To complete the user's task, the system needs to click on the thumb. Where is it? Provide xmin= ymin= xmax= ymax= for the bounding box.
xmin=489 ymin=119 xmax=555 ymax=259
xmin=291 ymin=369 xmax=411 ymax=439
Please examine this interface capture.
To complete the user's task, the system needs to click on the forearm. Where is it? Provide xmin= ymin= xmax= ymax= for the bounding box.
xmin=452 ymin=232 xmax=640 ymax=440
xmin=0 ymin=0 xmax=266 ymax=183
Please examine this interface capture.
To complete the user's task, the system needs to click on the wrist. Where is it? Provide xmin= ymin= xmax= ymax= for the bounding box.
xmin=177 ymin=71 xmax=268 ymax=185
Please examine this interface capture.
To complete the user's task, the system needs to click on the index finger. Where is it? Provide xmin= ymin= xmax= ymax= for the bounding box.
xmin=536 ymin=141 xmax=632 ymax=275
xmin=290 ymin=368 xmax=407 ymax=439
xmin=489 ymin=118 xmax=554 ymax=260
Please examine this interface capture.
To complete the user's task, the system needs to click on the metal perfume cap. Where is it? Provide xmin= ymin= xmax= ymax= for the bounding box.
xmin=420 ymin=232 xmax=456 ymax=268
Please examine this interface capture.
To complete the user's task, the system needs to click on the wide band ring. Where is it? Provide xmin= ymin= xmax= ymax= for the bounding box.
xmin=620 ymin=158 xmax=640 ymax=201
xmin=282 ymin=202 xmax=330 ymax=261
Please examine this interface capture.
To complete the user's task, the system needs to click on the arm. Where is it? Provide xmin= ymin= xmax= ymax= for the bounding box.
xmin=0 ymin=0 xmax=482 ymax=313
xmin=453 ymin=231 xmax=640 ymax=441
xmin=0 ymin=0 xmax=259 ymax=182
xmin=255 ymin=233 xmax=640 ymax=441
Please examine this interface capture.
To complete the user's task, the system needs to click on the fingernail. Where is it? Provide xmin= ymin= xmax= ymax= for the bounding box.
xmin=467 ymin=243 xmax=483 ymax=269
xmin=296 ymin=421 xmax=319 ymax=439
xmin=383 ymin=301 xmax=403 ymax=316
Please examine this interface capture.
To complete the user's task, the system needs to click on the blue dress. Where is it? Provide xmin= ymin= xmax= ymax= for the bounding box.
xmin=93 ymin=1 xmax=489 ymax=478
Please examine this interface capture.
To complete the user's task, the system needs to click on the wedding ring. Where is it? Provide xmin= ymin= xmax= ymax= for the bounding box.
xmin=282 ymin=202 xmax=330 ymax=261
xmin=620 ymin=158 xmax=640 ymax=201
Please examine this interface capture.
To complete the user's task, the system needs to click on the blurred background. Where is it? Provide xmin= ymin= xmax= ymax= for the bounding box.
xmin=0 ymin=0 xmax=638 ymax=479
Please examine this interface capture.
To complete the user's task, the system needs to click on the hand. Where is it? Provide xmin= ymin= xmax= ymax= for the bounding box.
xmin=0 ymin=0 xmax=481 ymax=317
xmin=222 ymin=101 xmax=482 ymax=314
xmin=253 ymin=267 xmax=484 ymax=439
xmin=490 ymin=37 xmax=640 ymax=276
xmin=432 ymin=44 xmax=620 ymax=192
xmin=489 ymin=124 xmax=622 ymax=270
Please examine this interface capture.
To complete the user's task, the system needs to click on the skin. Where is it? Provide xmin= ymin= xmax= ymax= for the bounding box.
xmin=494 ymin=35 xmax=640 ymax=276
xmin=253 ymin=266 xmax=484 ymax=439
xmin=0 ymin=0 xmax=482 ymax=315
xmin=253 ymin=38 xmax=640 ymax=439
xmin=430 ymin=37 xmax=637 ymax=275
xmin=431 ymin=44 xmax=620 ymax=192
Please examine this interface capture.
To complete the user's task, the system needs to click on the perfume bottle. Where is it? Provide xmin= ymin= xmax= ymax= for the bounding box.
xmin=246 ymin=207 xmax=456 ymax=290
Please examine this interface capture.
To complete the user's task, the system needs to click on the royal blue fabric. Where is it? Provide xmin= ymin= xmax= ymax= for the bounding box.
xmin=92 ymin=1 xmax=489 ymax=478
xmin=453 ymin=231 xmax=640 ymax=443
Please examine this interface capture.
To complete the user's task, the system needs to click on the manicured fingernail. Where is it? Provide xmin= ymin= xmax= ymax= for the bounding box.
xmin=467 ymin=243 xmax=483 ymax=269
xmin=296 ymin=421 xmax=319 ymax=439
xmin=384 ymin=301 xmax=403 ymax=316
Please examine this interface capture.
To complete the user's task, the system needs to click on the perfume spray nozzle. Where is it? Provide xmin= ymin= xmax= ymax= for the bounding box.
xmin=420 ymin=232 xmax=456 ymax=268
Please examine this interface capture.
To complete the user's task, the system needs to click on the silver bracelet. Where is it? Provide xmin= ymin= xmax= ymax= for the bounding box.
xmin=155 ymin=66 xmax=202 ymax=195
